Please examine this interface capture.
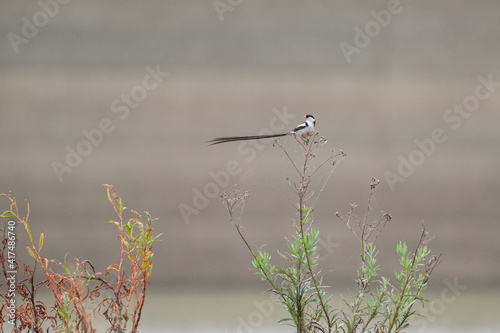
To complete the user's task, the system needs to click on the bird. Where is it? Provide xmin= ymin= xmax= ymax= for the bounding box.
xmin=207 ymin=115 xmax=316 ymax=145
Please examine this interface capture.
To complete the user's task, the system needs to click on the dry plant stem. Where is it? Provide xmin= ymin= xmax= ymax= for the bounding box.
xmin=223 ymin=190 xmax=255 ymax=257
xmin=28 ymin=263 xmax=39 ymax=332
xmin=336 ymin=178 xmax=390 ymax=264
xmin=105 ymin=185 xmax=128 ymax=327
xmin=1 ymin=186 xmax=160 ymax=333
xmin=336 ymin=179 xmax=392 ymax=332
xmin=359 ymin=178 xmax=388 ymax=262
xmin=102 ymin=184 xmax=157 ymax=333
xmin=275 ymin=133 xmax=339 ymax=331
xmin=221 ymin=188 xmax=291 ymax=315
xmin=1 ymin=192 xmax=96 ymax=332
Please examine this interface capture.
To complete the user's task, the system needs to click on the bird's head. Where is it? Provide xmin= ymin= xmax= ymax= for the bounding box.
xmin=304 ymin=115 xmax=315 ymax=124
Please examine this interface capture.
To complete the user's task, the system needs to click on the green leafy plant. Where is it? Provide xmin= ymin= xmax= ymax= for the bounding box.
xmin=336 ymin=178 xmax=441 ymax=333
xmin=222 ymin=133 xmax=441 ymax=333
xmin=0 ymin=184 xmax=162 ymax=332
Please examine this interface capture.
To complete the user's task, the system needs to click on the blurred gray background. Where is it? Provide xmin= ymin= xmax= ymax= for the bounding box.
xmin=1 ymin=1 xmax=499 ymax=331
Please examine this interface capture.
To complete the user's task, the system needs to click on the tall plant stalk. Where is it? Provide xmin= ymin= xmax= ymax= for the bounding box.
xmin=222 ymin=132 xmax=440 ymax=333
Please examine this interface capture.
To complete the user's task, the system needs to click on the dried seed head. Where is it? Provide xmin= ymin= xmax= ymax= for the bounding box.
xmin=370 ymin=178 xmax=380 ymax=189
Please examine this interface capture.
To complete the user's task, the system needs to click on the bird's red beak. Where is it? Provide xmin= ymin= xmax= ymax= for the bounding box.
xmin=303 ymin=115 xmax=307 ymax=118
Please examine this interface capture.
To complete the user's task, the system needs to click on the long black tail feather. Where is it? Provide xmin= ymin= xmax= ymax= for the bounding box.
xmin=207 ymin=133 xmax=287 ymax=145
